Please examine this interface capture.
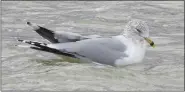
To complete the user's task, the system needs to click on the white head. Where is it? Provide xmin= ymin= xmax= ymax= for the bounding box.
xmin=122 ymin=19 xmax=155 ymax=48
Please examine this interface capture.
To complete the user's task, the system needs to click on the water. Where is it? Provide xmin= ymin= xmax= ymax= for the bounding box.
xmin=2 ymin=1 xmax=184 ymax=91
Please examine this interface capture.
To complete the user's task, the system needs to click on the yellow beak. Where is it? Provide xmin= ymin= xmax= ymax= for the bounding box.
xmin=144 ymin=37 xmax=155 ymax=48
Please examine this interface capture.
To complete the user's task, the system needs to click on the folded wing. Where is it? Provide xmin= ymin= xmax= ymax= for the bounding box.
xmin=27 ymin=22 xmax=101 ymax=43
xmin=47 ymin=38 xmax=128 ymax=66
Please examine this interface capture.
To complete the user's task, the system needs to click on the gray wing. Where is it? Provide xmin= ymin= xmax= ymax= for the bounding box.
xmin=54 ymin=31 xmax=101 ymax=43
xmin=48 ymin=37 xmax=128 ymax=66
xmin=54 ymin=31 xmax=85 ymax=43
xmin=27 ymin=22 xmax=101 ymax=43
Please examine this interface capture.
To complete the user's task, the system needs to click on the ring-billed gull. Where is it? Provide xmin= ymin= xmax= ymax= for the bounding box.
xmin=17 ymin=19 xmax=155 ymax=66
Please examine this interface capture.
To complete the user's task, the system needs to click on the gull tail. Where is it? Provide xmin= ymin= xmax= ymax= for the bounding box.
xmin=17 ymin=39 xmax=76 ymax=58
xmin=27 ymin=22 xmax=59 ymax=43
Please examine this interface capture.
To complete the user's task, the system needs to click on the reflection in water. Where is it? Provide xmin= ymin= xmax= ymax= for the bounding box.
xmin=35 ymin=55 xmax=82 ymax=66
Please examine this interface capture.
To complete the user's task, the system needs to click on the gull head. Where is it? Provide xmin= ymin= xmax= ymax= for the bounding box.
xmin=122 ymin=19 xmax=155 ymax=48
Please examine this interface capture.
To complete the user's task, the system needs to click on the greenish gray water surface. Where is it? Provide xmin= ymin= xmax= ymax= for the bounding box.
xmin=2 ymin=1 xmax=184 ymax=91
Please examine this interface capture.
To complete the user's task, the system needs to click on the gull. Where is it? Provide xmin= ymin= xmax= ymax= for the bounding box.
xmin=17 ymin=19 xmax=155 ymax=66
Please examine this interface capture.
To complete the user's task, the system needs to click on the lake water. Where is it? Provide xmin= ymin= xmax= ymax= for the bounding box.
xmin=2 ymin=1 xmax=184 ymax=91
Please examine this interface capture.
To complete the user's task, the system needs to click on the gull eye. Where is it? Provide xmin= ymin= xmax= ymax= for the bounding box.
xmin=136 ymin=28 xmax=142 ymax=33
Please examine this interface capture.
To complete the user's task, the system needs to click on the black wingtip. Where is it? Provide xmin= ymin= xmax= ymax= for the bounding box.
xmin=17 ymin=39 xmax=23 ymax=42
xmin=27 ymin=22 xmax=32 ymax=26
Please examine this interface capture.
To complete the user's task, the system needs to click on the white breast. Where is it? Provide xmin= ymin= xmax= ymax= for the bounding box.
xmin=114 ymin=35 xmax=147 ymax=66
